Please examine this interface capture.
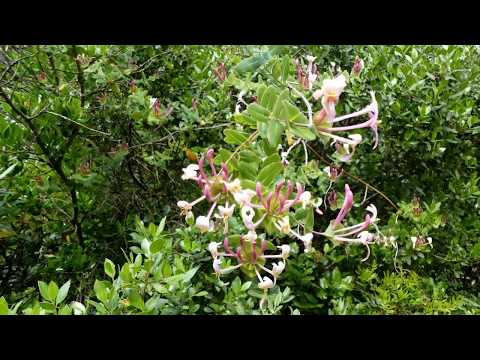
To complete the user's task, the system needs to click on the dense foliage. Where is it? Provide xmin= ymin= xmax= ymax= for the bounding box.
xmin=0 ymin=45 xmax=479 ymax=315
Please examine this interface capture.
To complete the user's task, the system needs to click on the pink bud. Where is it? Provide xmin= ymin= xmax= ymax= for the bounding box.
xmin=261 ymin=239 xmax=267 ymax=254
xmin=198 ymin=157 xmax=208 ymax=181
xmin=352 ymin=56 xmax=364 ymax=76
xmin=256 ymin=182 xmax=264 ymax=202
xmin=236 ymin=247 xmax=243 ymax=262
xmin=251 ymin=239 xmax=257 ymax=263
xmin=240 ymin=235 xmax=245 ymax=247
xmin=224 ymin=237 xmax=232 ymax=254
xmin=334 ymin=184 xmax=354 ymax=226
xmin=221 ymin=162 xmax=229 ymax=180
xmin=206 ymin=149 xmax=217 ymax=176
xmin=265 ymin=192 xmax=273 ymax=212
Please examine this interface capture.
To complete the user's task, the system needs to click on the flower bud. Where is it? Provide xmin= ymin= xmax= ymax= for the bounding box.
xmin=258 ymin=276 xmax=274 ymax=290
xmin=185 ymin=211 xmax=194 ymax=226
xmin=196 ymin=216 xmax=211 ymax=233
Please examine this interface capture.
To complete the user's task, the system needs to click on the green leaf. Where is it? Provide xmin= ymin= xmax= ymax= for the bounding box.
xmin=261 ymin=86 xmax=280 ymax=111
xmin=0 ymin=164 xmax=16 ymax=180
xmin=290 ymin=125 xmax=317 ymax=141
xmin=38 ymin=281 xmax=50 ymax=302
xmin=48 ymin=281 xmax=59 ymax=303
xmin=120 ymin=263 xmax=132 ymax=283
xmin=128 ymin=289 xmax=144 ymax=311
xmin=258 ymin=161 xmax=283 ymax=187
xmin=157 ymin=217 xmax=166 ymax=234
xmin=104 ymin=258 xmax=116 ymax=279
xmin=305 ymin=208 xmax=314 ymax=233
xmin=471 ymin=242 xmax=480 ymax=258
xmin=284 ymin=102 xmax=308 ymax=124
xmin=0 ymin=297 xmax=8 ymax=315
xmin=150 ymin=239 xmax=163 ymax=254
xmin=58 ymin=305 xmax=72 ymax=315
xmin=238 ymin=161 xmax=258 ymax=180
xmin=247 ymin=103 xmax=270 ymax=123
xmin=267 ymin=119 xmax=284 ymax=147
xmin=56 ymin=280 xmax=71 ymax=305
xmin=224 ymin=129 xmax=249 ymax=145
xmin=281 ymin=57 xmax=291 ymax=83
xmin=272 ymin=89 xmax=289 ymax=119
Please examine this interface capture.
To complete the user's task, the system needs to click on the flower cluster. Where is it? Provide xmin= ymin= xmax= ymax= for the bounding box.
xmin=177 ymin=148 xmax=382 ymax=295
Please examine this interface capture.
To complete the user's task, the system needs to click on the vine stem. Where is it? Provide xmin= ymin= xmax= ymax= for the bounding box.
xmin=226 ymin=130 xmax=259 ymax=164
xmin=306 ymin=143 xmax=399 ymax=211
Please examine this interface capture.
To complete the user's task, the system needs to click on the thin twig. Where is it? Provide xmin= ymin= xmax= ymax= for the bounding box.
xmin=46 ymin=111 xmax=111 ymax=136
xmin=306 ymin=143 xmax=399 ymax=211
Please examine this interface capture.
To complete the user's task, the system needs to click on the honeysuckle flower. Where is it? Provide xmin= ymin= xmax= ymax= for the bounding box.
xmin=149 ymin=97 xmax=158 ymax=108
xmin=181 ymin=164 xmax=200 ymax=180
xmin=177 ymin=200 xmax=191 ymax=215
xmin=241 ymin=206 xmax=255 ymax=227
xmin=305 ymin=55 xmax=318 ymax=91
xmin=213 ymin=258 xmax=222 ymax=275
xmin=357 ymin=231 xmax=375 ymax=245
xmin=313 ymin=74 xmax=347 ymax=122
xmin=233 ymin=189 xmax=257 ymax=207
xmin=334 ymin=184 xmax=354 ymax=226
xmin=208 ymin=242 xmax=221 ymax=258
xmin=278 ymin=244 xmax=291 ymax=259
xmin=258 ymin=276 xmax=274 ymax=290
xmin=272 ymin=261 xmax=285 ymax=277
xmin=275 ymin=216 xmax=291 ymax=234
xmin=217 ymin=203 xmax=235 ymax=219
xmin=299 ymin=191 xmax=312 ymax=209
xmin=366 ymin=204 xmax=378 ymax=223
xmin=325 ymin=92 xmax=379 ymax=149
xmin=226 ymin=178 xmax=242 ymax=194
xmin=411 ymin=236 xmax=418 ymax=248
xmin=427 ymin=237 xmax=433 ymax=247
xmin=196 ymin=216 xmax=212 ymax=233
xmin=299 ymin=232 xmax=313 ymax=253
xmin=246 ymin=230 xmax=258 ymax=242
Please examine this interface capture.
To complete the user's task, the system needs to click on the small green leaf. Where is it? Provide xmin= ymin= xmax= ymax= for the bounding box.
xmin=258 ymin=161 xmax=283 ymax=186
xmin=104 ymin=258 xmax=116 ymax=279
xmin=267 ymin=119 xmax=284 ymax=147
xmin=38 ymin=281 xmax=50 ymax=302
xmin=224 ymin=129 xmax=249 ymax=145
xmin=150 ymin=239 xmax=163 ymax=254
xmin=58 ymin=305 xmax=72 ymax=315
xmin=290 ymin=125 xmax=317 ymax=141
xmin=120 ymin=263 xmax=132 ymax=283
xmin=128 ymin=289 xmax=144 ymax=311
xmin=56 ymin=280 xmax=71 ymax=305
xmin=47 ymin=281 xmax=59 ymax=303
xmin=0 ymin=297 xmax=8 ymax=315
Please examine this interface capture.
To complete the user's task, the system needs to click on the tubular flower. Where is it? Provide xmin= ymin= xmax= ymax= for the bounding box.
xmin=334 ymin=184 xmax=354 ymax=226
xmin=217 ymin=203 xmax=235 ymax=220
xmin=275 ymin=216 xmax=291 ymax=234
xmin=258 ymin=276 xmax=274 ymax=290
xmin=196 ymin=216 xmax=212 ymax=233
xmin=313 ymin=74 xmax=347 ymax=122
xmin=181 ymin=164 xmax=200 ymax=180
xmin=208 ymin=242 xmax=220 ymax=259
xmin=299 ymin=191 xmax=312 ymax=209
xmin=352 ymin=56 xmax=364 ymax=76
xmin=277 ymin=244 xmax=291 ymax=260
xmin=234 ymin=189 xmax=257 ymax=207
xmin=226 ymin=178 xmax=242 ymax=194
xmin=272 ymin=261 xmax=286 ymax=277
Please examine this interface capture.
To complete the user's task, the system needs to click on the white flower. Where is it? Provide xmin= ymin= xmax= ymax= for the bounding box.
xmin=71 ymin=301 xmax=86 ymax=315
xmin=305 ymin=55 xmax=316 ymax=63
xmin=196 ymin=216 xmax=212 ymax=233
xmin=427 ymin=237 xmax=433 ymax=247
xmin=299 ymin=191 xmax=312 ymax=209
xmin=348 ymin=134 xmax=363 ymax=145
xmin=272 ymin=261 xmax=285 ymax=277
xmin=277 ymin=244 xmax=291 ymax=259
xmin=226 ymin=178 xmax=242 ymax=193
xmin=241 ymin=205 xmax=255 ymax=227
xmin=208 ymin=242 xmax=220 ymax=258
xmin=149 ymin=97 xmax=158 ymax=107
xmin=234 ymin=189 xmax=256 ymax=207
xmin=313 ymin=74 xmax=347 ymax=101
xmin=246 ymin=230 xmax=257 ymax=242
xmin=411 ymin=236 xmax=418 ymax=249
xmin=213 ymin=258 xmax=222 ymax=275
xmin=366 ymin=204 xmax=378 ymax=223
xmin=275 ymin=216 xmax=291 ymax=234
xmin=300 ymin=233 xmax=313 ymax=253
xmin=181 ymin=164 xmax=200 ymax=181
xmin=357 ymin=231 xmax=374 ymax=244
xmin=258 ymin=276 xmax=274 ymax=290
xmin=218 ymin=203 xmax=235 ymax=219
xmin=177 ymin=200 xmax=191 ymax=210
